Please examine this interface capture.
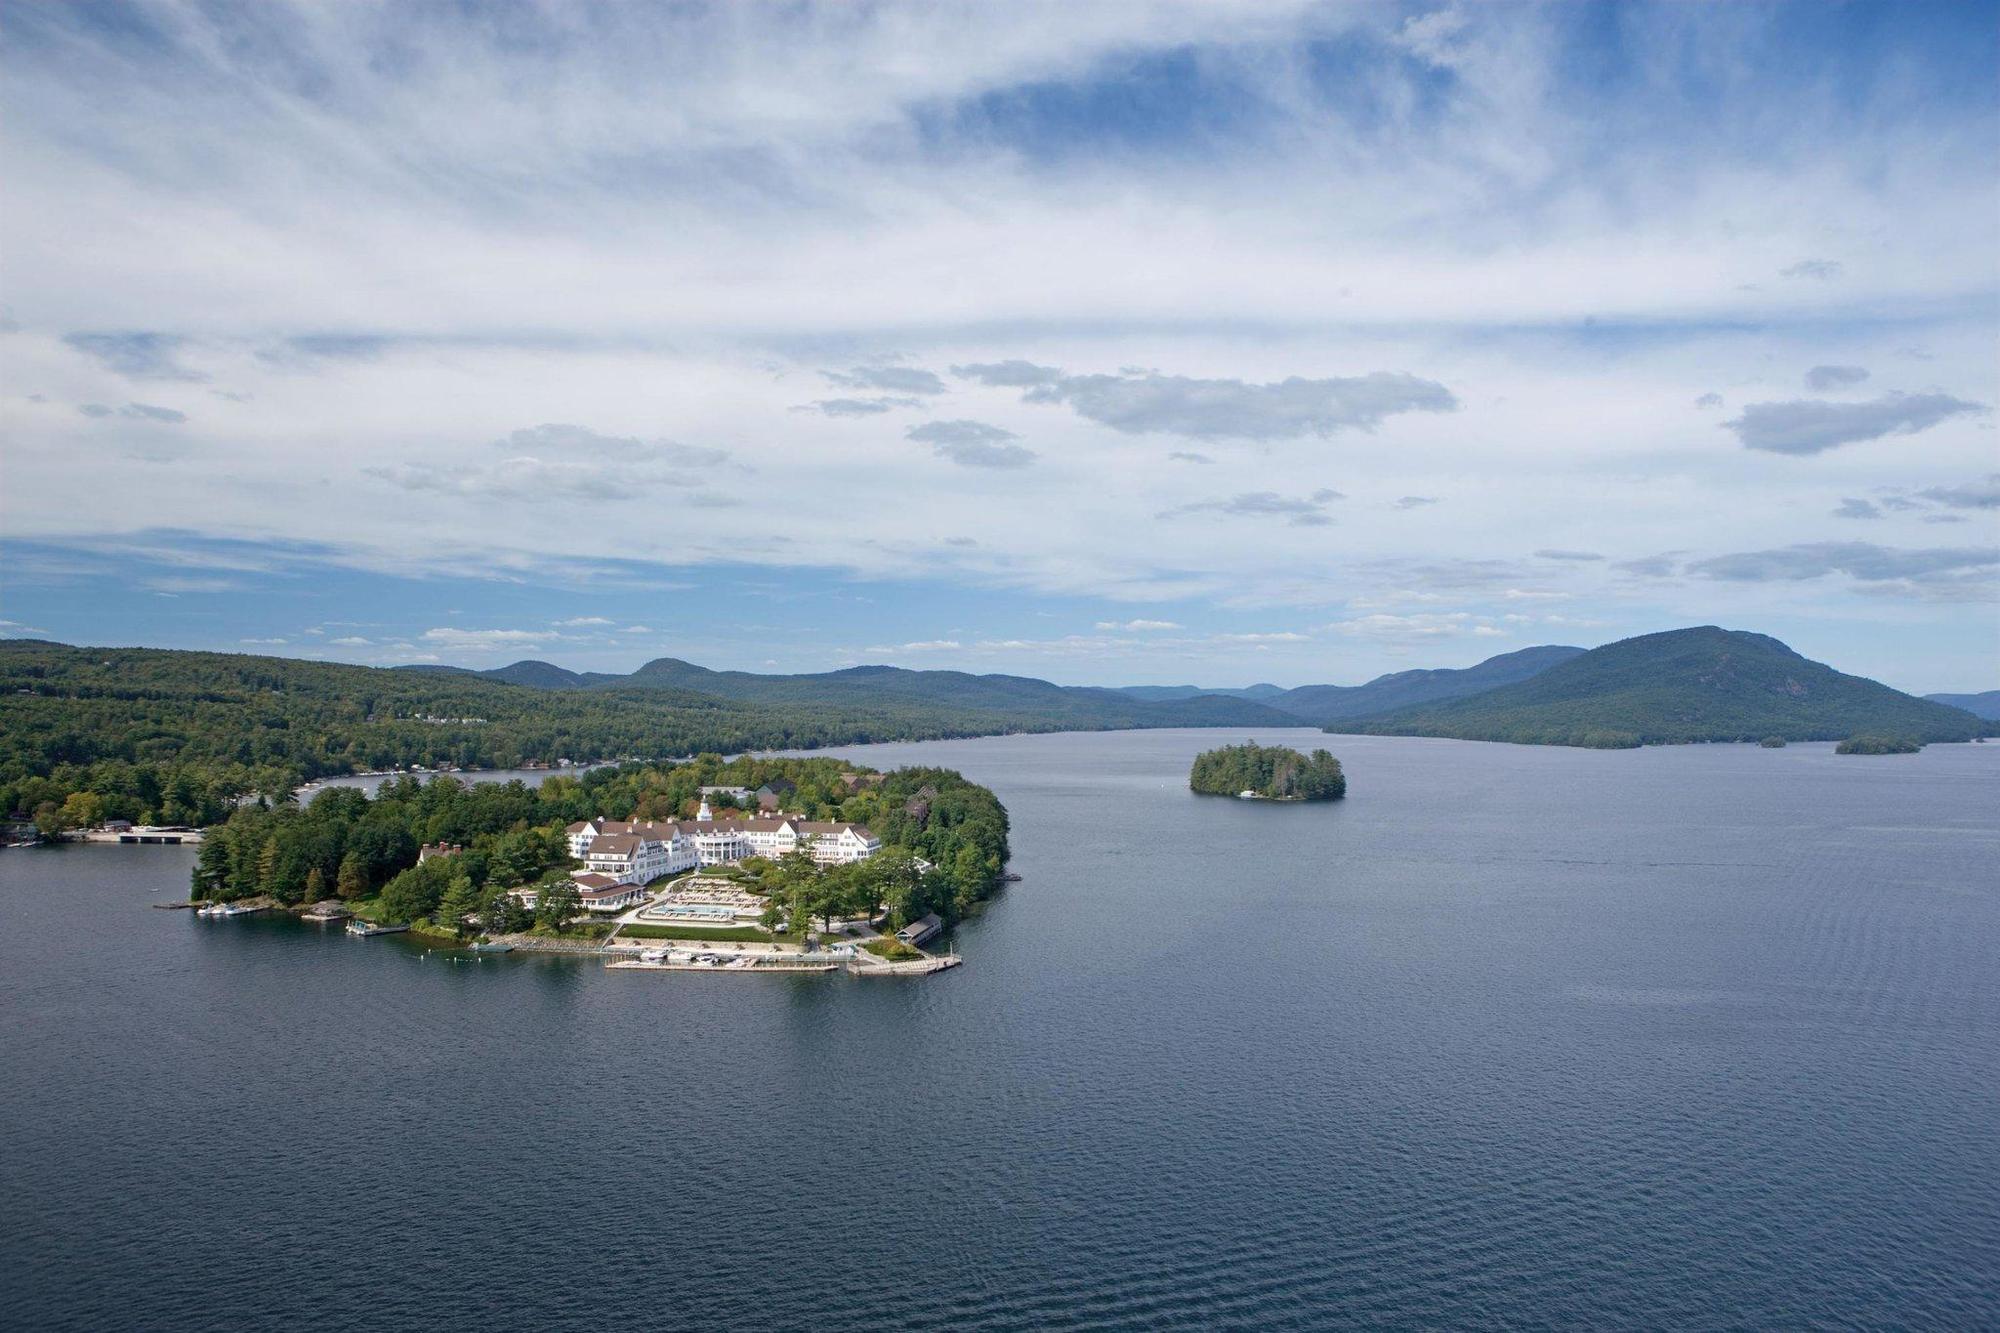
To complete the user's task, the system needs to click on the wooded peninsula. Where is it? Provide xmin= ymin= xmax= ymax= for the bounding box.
xmin=192 ymin=756 xmax=1008 ymax=945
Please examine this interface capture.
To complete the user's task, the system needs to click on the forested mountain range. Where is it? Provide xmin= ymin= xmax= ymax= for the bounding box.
xmin=0 ymin=640 xmax=1289 ymax=828
xmin=427 ymin=644 xmax=1591 ymax=726
xmin=1113 ymin=646 xmax=1586 ymax=720
xmin=406 ymin=654 xmax=1297 ymax=727
xmin=4 ymin=630 xmax=1986 ymax=829
xmin=1337 ymin=628 xmax=1990 ymax=748
xmin=1261 ymin=645 xmax=1588 ymax=721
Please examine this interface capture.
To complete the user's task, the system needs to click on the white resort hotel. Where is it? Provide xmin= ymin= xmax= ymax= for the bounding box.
xmin=533 ymin=799 xmax=883 ymax=913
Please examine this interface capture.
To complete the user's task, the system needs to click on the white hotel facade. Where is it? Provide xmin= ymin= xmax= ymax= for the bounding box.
xmin=564 ymin=800 xmax=881 ymax=885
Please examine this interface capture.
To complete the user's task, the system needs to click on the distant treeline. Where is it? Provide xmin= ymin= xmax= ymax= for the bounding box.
xmin=1 ymin=641 xmax=1045 ymax=830
xmin=190 ymin=755 xmax=1009 ymax=936
xmin=1189 ymin=743 xmax=1346 ymax=800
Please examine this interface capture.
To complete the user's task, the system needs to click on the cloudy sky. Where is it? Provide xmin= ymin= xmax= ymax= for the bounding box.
xmin=2 ymin=0 xmax=1995 ymax=690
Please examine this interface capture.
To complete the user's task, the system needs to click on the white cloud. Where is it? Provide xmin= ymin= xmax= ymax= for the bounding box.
xmin=1327 ymin=612 xmax=1506 ymax=641
xmin=864 ymin=639 xmax=962 ymax=653
xmin=2 ymin=2 xmax=1993 ymax=681
xmin=368 ymin=424 xmax=731 ymax=500
xmin=1095 ymin=618 xmax=1182 ymax=631
xmin=419 ymin=627 xmax=553 ymax=650
xmin=556 ymin=616 xmax=614 ymax=627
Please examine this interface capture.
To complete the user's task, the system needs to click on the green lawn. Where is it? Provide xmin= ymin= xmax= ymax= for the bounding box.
xmin=862 ymin=936 xmax=924 ymax=961
xmin=618 ymin=923 xmax=773 ymax=943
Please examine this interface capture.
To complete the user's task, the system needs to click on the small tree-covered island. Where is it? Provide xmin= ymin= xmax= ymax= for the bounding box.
xmin=1835 ymin=735 xmax=1924 ymax=755
xmin=1189 ymin=743 xmax=1347 ymax=801
xmin=190 ymin=755 xmax=1008 ymax=974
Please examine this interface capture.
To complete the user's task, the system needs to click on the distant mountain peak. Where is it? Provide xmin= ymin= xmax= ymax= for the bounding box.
xmin=1342 ymin=625 xmax=1984 ymax=747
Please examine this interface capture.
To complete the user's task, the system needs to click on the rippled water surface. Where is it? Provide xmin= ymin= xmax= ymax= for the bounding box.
xmin=4 ymin=731 xmax=1997 ymax=1330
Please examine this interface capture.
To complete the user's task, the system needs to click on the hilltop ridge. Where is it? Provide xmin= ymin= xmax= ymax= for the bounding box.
xmin=1338 ymin=627 xmax=1987 ymax=747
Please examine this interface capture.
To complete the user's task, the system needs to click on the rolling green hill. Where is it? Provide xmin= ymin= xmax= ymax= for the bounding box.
xmin=1114 ymin=645 xmax=1585 ymax=722
xmin=425 ymin=654 xmax=1296 ymax=729
xmin=1335 ymin=627 xmax=1988 ymax=748
xmin=0 ymin=639 xmax=1291 ymax=829
xmin=1263 ymin=644 xmax=1586 ymax=721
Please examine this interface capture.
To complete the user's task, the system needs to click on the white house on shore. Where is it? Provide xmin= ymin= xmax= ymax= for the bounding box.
xmin=564 ymin=800 xmax=881 ymax=881
xmin=511 ymin=872 xmax=649 ymax=915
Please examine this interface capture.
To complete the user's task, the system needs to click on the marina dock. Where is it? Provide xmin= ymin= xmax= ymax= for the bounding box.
xmin=605 ymin=946 xmax=960 ymax=977
xmin=609 ymin=957 xmax=842 ymax=974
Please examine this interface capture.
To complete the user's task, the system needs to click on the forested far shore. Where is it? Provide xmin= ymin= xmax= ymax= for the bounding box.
xmin=1189 ymin=743 xmax=1347 ymax=800
xmin=189 ymin=756 xmax=1009 ymax=939
xmin=1 ymin=640 xmax=1097 ymax=831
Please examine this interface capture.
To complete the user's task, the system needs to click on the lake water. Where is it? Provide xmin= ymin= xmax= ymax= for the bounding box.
xmin=3 ymin=730 xmax=1996 ymax=1330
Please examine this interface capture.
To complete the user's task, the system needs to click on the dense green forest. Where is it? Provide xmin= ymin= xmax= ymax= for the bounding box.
xmin=1337 ymin=627 xmax=1989 ymax=748
xmin=0 ymin=639 xmax=1234 ymax=831
xmin=191 ymin=755 xmax=1009 ymax=938
xmin=1834 ymin=735 xmax=1923 ymax=755
xmin=1189 ymin=743 xmax=1347 ymax=800
xmin=423 ymin=654 xmax=1296 ymax=729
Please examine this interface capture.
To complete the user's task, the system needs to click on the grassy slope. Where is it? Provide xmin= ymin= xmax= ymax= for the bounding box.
xmin=1337 ymin=627 xmax=1988 ymax=746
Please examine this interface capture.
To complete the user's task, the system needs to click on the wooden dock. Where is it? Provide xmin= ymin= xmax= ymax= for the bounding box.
xmin=856 ymin=954 xmax=963 ymax=977
xmin=608 ymin=958 xmax=841 ymax=974
xmin=345 ymin=921 xmax=409 ymax=937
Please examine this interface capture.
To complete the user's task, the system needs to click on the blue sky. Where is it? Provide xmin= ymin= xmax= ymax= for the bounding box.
xmin=2 ymin=1 xmax=1996 ymax=691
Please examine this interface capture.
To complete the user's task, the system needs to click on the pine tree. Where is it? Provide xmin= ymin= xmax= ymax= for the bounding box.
xmin=193 ymin=838 xmax=231 ymax=900
xmin=436 ymin=874 xmax=478 ymax=936
xmin=304 ymin=867 xmax=326 ymax=904
xmin=336 ymin=851 xmax=367 ymax=901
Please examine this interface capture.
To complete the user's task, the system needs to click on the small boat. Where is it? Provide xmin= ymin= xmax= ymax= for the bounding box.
xmin=639 ymin=948 xmax=669 ymax=963
xmin=469 ymin=940 xmax=514 ymax=954
xmin=345 ymin=920 xmax=410 ymax=937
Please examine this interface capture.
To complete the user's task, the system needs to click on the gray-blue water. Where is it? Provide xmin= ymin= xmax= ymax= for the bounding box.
xmin=3 ymin=730 xmax=1997 ymax=1330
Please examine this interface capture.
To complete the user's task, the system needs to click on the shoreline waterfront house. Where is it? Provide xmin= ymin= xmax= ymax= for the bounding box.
xmin=510 ymin=872 xmax=649 ymax=915
xmin=565 ymin=799 xmax=881 ymax=880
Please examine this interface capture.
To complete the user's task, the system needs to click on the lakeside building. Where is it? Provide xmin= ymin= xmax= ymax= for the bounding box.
xmin=510 ymin=872 xmax=649 ymax=915
xmin=565 ymin=799 xmax=880 ymax=880
xmin=897 ymin=913 xmax=944 ymax=947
